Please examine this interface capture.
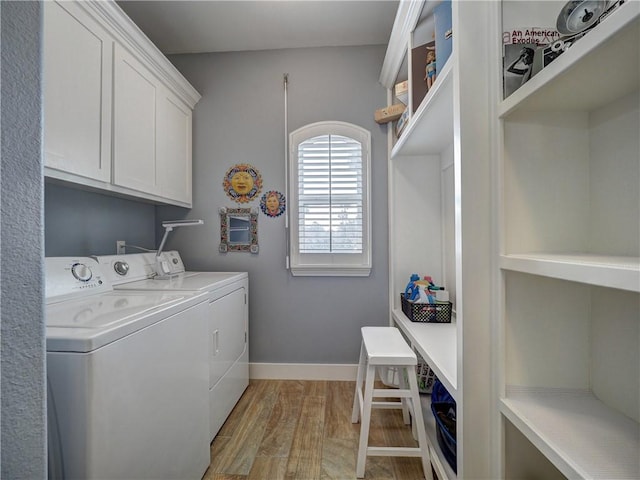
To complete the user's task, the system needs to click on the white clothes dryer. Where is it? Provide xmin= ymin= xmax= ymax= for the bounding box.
xmin=94 ymin=251 xmax=249 ymax=441
xmin=45 ymin=257 xmax=210 ymax=480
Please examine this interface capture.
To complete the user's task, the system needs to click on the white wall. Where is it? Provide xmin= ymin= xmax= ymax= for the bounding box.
xmin=158 ymin=45 xmax=390 ymax=365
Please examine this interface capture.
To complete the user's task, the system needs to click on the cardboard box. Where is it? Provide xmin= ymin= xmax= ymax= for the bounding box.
xmin=374 ymin=103 xmax=406 ymax=124
xmin=394 ymin=80 xmax=408 ymax=105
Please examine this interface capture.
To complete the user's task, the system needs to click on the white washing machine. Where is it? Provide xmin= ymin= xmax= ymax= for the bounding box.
xmin=94 ymin=251 xmax=249 ymax=441
xmin=45 ymin=257 xmax=210 ymax=480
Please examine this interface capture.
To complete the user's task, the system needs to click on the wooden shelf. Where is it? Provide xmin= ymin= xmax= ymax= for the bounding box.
xmin=420 ymin=394 xmax=457 ymax=480
xmin=500 ymin=253 xmax=640 ymax=292
xmin=501 ymin=386 xmax=640 ymax=480
xmin=392 ymin=308 xmax=457 ymax=401
xmin=499 ymin=3 xmax=639 ymax=118
xmin=391 ymin=55 xmax=454 ymax=158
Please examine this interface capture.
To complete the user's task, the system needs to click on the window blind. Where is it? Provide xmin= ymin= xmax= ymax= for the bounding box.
xmin=297 ymin=134 xmax=363 ymax=254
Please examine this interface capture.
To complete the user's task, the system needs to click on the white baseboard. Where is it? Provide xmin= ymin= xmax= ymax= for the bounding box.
xmin=249 ymin=362 xmax=358 ymax=381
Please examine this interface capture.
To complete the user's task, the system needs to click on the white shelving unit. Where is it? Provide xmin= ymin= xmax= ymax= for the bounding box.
xmin=391 ymin=57 xmax=454 ymax=157
xmin=498 ymin=5 xmax=639 ymax=118
xmin=393 ymin=309 xmax=457 ymax=399
xmin=496 ymin=1 xmax=640 ymax=478
xmin=383 ymin=1 xmax=494 ymax=477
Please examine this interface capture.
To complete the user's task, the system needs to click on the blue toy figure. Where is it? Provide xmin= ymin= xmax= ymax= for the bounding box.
xmin=424 ymin=47 xmax=436 ymax=89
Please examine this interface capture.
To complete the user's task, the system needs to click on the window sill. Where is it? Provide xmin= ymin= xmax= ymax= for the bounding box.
xmin=290 ymin=265 xmax=371 ymax=277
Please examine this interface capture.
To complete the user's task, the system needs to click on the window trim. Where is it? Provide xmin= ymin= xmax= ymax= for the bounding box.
xmin=288 ymin=121 xmax=372 ymax=277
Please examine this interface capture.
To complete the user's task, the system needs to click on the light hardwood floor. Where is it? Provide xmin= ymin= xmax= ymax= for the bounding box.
xmin=203 ymin=380 xmax=429 ymax=480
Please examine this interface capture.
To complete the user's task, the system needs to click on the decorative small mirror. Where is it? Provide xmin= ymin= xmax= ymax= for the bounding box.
xmin=219 ymin=207 xmax=259 ymax=253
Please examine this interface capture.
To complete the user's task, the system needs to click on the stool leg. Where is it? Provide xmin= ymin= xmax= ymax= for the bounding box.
xmin=351 ymin=342 xmax=366 ymax=423
xmin=355 ymin=362 xmax=375 ymax=478
xmin=398 ymin=366 xmax=411 ymax=425
xmin=407 ymin=367 xmax=433 ymax=480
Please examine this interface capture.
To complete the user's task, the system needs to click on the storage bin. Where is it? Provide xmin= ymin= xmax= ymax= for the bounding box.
xmin=401 ymin=293 xmax=452 ymax=323
xmin=431 ymin=380 xmax=457 ymax=472
xmin=379 ymin=352 xmax=437 ymax=394
xmin=416 ymin=351 xmax=437 ymax=393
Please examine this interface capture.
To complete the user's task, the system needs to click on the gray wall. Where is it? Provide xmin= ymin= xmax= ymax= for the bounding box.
xmin=45 ymin=183 xmax=157 ymax=256
xmin=0 ymin=7 xmax=388 ymax=478
xmin=1 ymin=1 xmax=47 ymax=477
xmin=158 ymin=45 xmax=390 ymax=364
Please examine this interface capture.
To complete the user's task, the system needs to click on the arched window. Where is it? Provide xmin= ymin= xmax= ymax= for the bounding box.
xmin=289 ymin=121 xmax=371 ymax=276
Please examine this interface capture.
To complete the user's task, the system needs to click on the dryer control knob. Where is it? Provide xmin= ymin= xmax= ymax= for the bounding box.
xmin=71 ymin=263 xmax=92 ymax=282
xmin=114 ymin=261 xmax=129 ymax=276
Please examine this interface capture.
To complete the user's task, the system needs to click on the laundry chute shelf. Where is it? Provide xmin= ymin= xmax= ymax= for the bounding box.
xmin=392 ymin=308 xmax=457 ymax=401
xmin=391 ymin=56 xmax=454 ymax=158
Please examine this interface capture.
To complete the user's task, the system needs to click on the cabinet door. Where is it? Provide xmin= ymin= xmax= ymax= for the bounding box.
xmin=112 ymin=44 xmax=158 ymax=195
xmin=43 ymin=1 xmax=112 ymax=182
xmin=209 ymin=288 xmax=247 ymax=389
xmin=156 ymin=88 xmax=193 ymax=205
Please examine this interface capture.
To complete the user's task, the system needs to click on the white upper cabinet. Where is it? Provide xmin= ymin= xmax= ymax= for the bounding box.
xmin=43 ymin=0 xmax=201 ymax=208
xmin=113 ymin=44 xmax=158 ymax=195
xmin=156 ymin=88 xmax=193 ymax=205
xmin=113 ymin=43 xmax=195 ymax=205
xmin=43 ymin=1 xmax=112 ymax=183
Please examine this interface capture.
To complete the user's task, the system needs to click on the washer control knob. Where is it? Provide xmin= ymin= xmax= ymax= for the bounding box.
xmin=172 ymin=257 xmax=179 ymax=264
xmin=71 ymin=263 xmax=92 ymax=282
xmin=114 ymin=261 xmax=129 ymax=276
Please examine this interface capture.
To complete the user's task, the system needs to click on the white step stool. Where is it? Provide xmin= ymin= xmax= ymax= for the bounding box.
xmin=351 ymin=326 xmax=433 ymax=479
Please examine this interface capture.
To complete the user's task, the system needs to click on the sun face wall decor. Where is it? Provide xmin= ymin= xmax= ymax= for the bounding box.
xmin=260 ymin=190 xmax=286 ymax=218
xmin=223 ymin=164 xmax=263 ymax=203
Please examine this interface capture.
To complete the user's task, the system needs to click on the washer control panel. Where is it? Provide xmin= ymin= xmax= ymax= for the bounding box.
xmin=45 ymin=257 xmax=111 ymax=303
xmin=92 ymin=251 xmax=186 ymax=284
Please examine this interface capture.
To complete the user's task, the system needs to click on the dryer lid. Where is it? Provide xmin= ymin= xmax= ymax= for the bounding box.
xmin=113 ymin=271 xmax=247 ymax=292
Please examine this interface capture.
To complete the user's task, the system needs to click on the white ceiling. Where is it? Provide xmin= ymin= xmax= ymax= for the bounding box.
xmin=117 ymin=0 xmax=399 ymax=54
